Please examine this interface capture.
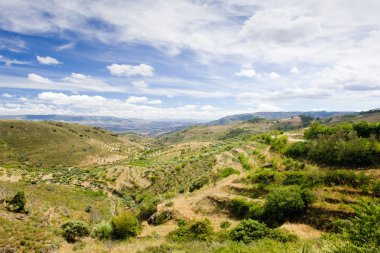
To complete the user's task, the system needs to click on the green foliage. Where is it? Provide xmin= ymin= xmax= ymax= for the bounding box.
xmin=6 ymin=191 xmax=26 ymax=213
xmin=230 ymin=219 xmax=270 ymax=243
xmin=228 ymin=198 xmax=253 ymax=219
xmin=214 ymin=167 xmax=240 ymax=181
xmin=111 ymin=211 xmax=141 ymax=239
xmin=238 ymin=153 xmax=253 ymax=170
xmin=61 ymin=220 xmax=90 ymax=243
xmin=263 ymin=187 xmax=310 ymax=226
xmin=169 ymin=219 xmax=213 ymax=242
xmin=299 ymin=115 xmax=314 ymax=127
xmin=92 ymin=220 xmax=113 ymax=240
xmin=220 ymin=220 xmax=231 ymax=229
xmin=189 ymin=176 xmax=209 ymax=192
xmin=148 ymin=210 xmax=173 ymax=226
xmin=286 ymin=126 xmax=380 ymax=167
xmin=253 ymin=169 xmax=276 ymax=184
xmin=324 ymin=170 xmax=370 ymax=188
xmin=268 ymin=228 xmax=298 ymax=243
xmin=270 ymin=135 xmax=288 ymax=152
xmin=136 ymin=194 xmax=159 ymax=221
xmin=336 ymin=200 xmax=380 ymax=252
xmin=332 ymin=219 xmax=352 ymax=233
xmin=283 ymin=142 xmax=309 ymax=159
xmin=373 ymin=180 xmax=380 ymax=197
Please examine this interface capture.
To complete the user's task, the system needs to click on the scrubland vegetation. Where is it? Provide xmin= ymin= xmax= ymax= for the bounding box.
xmin=1 ymin=113 xmax=380 ymax=252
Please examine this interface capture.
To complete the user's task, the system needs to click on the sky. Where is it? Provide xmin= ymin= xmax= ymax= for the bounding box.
xmin=0 ymin=0 xmax=379 ymax=120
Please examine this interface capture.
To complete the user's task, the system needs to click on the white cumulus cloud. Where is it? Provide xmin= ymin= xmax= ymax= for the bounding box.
xmin=28 ymin=73 xmax=52 ymax=84
xmin=36 ymin=56 xmax=62 ymax=65
xmin=107 ymin=63 xmax=154 ymax=76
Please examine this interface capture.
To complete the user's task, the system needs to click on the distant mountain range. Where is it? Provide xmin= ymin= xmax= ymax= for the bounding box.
xmin=207 ymin=111 xmax=357 ymax=125
xmin=0 ymin=111 xmax=357 ymax=135
xmin=0 ymin=115 xmax=200 ymax=136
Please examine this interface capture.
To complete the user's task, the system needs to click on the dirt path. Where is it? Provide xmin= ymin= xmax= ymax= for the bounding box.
xmin=154 ymin=148 xmax=255 ymax=231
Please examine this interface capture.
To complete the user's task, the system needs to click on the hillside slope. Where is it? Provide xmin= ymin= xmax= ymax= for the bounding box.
xmin=0 ymin=120 xmax=126 ymax=167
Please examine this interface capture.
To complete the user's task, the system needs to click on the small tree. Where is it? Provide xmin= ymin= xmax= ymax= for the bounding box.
xmin=111 ymin=211 xmax=141 ymax=239
xmin=230 ymin=219 xmax=270 ymax=243
xmin=6 ymin=191 xmax=26 ymax=213
xmin=61 ymin=220 xmax=90 ymax=243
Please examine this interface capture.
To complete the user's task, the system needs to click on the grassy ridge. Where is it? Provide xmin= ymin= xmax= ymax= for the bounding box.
xmin=0 ymin=120 xmax=121 ymax=167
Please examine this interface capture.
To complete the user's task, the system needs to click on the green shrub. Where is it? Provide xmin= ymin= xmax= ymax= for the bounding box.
xmin=282 ymin=172 xmax=305 ymax=185
xmin=92 ymin=220 xmax=113 ymax=240
xmin=324 ymin=170 xmax=370 ymax=188
xmin=263 ymin=187 xmax=306 ymax=226
xmin=214 ymin=167 xmax=240 ymax=180
xmin=268 ymin=228 xmax=298 ymax=242
xmin=248 ymin=203 xmax=264 ymax=220
xmin=111 ymin=211 xmax=141 ymax=239
xmin=336 ymin=200 xmax=380 ymax=252
xmin=253 ymin=169 xmax=276 ymax=184
xmin=61 ymin=220 xmax=90 ymax=243
xmin=238 ymin=153 xmax=253 ymax=170
xmin=372 ymin=180 xmax=380 ymax=197
xmin=169 ymin=219 xmax=213 ymax=242
xmin=270 ymin=136 xmax=288 ymax=152
xmin=189 ymin=176 xmax=209 ymax=192
xmin=220 ymin=221 xmax=231 ymax=229
xmin=6 ymin=191 xmax=27 ymax=213
xmin=332 ymin=219 xmax=352 ymax=233
xmin=137 ymin=194 xmax=159 ymax=221
xmin=228 ymin=198 xmax=252 ymax=219
xmin=230 ymin=219 xmax=270 ymax=243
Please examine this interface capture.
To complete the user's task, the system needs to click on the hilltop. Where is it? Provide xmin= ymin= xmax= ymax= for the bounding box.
xmin=0 ymin=120 xmax=140 ymax=167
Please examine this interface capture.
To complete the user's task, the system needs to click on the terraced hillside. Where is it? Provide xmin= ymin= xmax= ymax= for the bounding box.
xmin=1 ymin=116 xmax=380 ymax=252
xmin=0 ymin=120 xmax=139 ymax=167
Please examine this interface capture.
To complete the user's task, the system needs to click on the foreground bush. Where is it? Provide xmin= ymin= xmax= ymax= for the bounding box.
xmin=263 ymin=187 xmax=313 ymax=226
xmin=111 ymin=211 xmax=141 ymax=239
xmin=230 ymin=219 xmax=270 ymax=243
xmin=6 ymin=191 xmax=27 ymax=213
xmin=92 ymin=220 xmax=113 ymax=240
xmin=334 ymin=200 xmax=380 ymax=252
xmin=228 ymin=198 xmax=263 ymax=220
xmin=169 ymin=219 xmax=213 ymax=242
xmin=61 ymin=220 xmax=90 ymax=243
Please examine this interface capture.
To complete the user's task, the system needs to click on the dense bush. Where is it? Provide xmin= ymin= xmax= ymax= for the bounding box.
xmin=282 ymin=172 xmax=305 ymax=186
xmin=268 ymin=228 xmax=298 ymax=242
xmin=285 ymin=131 xmax=379 ymax=167
xmin=92 ymin=220 xmax=113 ymax=240
xmin=136 ymin=194 xmax=159 ymax=221
xmin=230 ymin=219 xmax=270 ymax=243
xmin=253 ymin=169 xmax=276 ymax=185
xmin=335 ymin=200 xmax=380 ymax=252
xmin=263 ymin=187 xmax=311 ymax=226
xmin=283 ymin=142 xmax=309 ymax=159
xmin=61 ymin=220 xmax=90 ymax=243
xmin=189 ymin=176 xmax=209 ymax=192
xmin=111 ymin=211 xmax=141 ymax=239
xmin=6 ymin=191 xmax=27 ymax=213
xmin=228 ymin=198 xmax=252 ymax=218
xmin=373 ymin=180 xmax=380 ymax=197
xmin=213 ymin=167 xmax=240 ymax=181
xmin=169 ymin=219 xmax=213 ymax=242
xmin=270 ymin=135 xmax=288 ymax=152
xmin=238 ymin=153 xmax=253 ymax=170
xmin=324 ymin=170 xmax=370 ymax=188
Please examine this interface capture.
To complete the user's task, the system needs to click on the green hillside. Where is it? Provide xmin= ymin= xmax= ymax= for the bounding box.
xmin=1 ymin=117 xmax=380 ymax=252
xmin=0 ymin=120 xmax=123 ymax=167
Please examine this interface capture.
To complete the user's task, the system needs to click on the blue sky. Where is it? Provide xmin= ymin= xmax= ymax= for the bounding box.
xmin=0 ymin=0 xmax=379 ymax=120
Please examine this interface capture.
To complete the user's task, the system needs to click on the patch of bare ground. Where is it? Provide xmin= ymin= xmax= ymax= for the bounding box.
xmin=280 ymin=223 xmax=322 ymax=240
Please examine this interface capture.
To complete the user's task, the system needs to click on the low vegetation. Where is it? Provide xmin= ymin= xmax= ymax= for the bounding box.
xmin=1 ymin=115 xmax=380 ymax=252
